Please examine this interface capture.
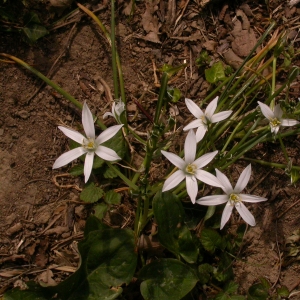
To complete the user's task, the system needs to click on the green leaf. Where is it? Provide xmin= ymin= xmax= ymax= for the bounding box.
xmin=247 ymin=282 xmax=269 ymax=300
xmin=103 ymin=166 xmax=119 ymax=178
xmin=153 ymin=191 xmax=198 ymax=263
xmin=214 ymin=253 xmax=234 ymax=283
xmin=277 ymin=286 xmax=289 ymax=297
xmin=104 ymin=190 xmax=121 ymax=205
xmin=22 ymin=24 xmax=49 ymax=44
xmin=205 ymin=61 xmax=226 ymax=84
xmin=80 ymin=183 xmax=104 ymax=203
xmin=69 ymin=165 xmax=84 ymax=176
xmin=102 ymin=129 xmax=126 ymax=160
xmin=167 ymin=87 xmax=181 ymax=103
xmin=139 ymin=258 xmax=198 ymax=300
xmin=204 ymin=205 xmax=216 ymax=222
xmin=84 ymin=215 xmax=107 ymax=237
xmin=198 ymin=263 xmax=213 ymax=284
xmin=93 ymin=203 xmax=108 ymax=220
xmin=195 ymin=50 xmax=212 ymax=67
xmin=200 ymin=228 xmax=222 ymax=253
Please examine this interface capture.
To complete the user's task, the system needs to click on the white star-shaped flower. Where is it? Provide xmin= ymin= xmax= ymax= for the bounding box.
xmin=196 ymin=164 xmax=267 ymax=229
xmin=103 ymin=99 xmax=125 ymax=124
xmin=257 ymin=101 xmax=299 ymax=134
xmin=183 ymin=96 xmax=232 ymax=142
xmin=161 ymin=130 xmax=223 ymax=204
xmin=53 ymin=102 xmax=123 ymax=183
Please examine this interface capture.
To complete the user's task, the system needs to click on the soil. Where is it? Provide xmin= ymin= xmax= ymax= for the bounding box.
xmin=1 ymin=0 xmax=300 ymax=298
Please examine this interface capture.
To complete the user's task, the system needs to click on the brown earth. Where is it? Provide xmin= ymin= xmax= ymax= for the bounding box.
xmin=1 ymin=0 xmax=300 ymax=298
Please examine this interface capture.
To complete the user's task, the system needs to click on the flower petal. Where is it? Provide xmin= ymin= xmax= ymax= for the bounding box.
xmin=82 ymin=102 xmax=95 ymax=139
xmin=161 ymin=150 xmax=186 ymax=169
xmin=196 ymin=126 xmax=207 ymax=142
xmin=95 ymin=145 xmax=121 ymax=161
xmin=185 ymin=98 xmax=204 ymax=119
xmin=196 ymin=195 xmax=228 ymax=205
xmin=239 ymin=194 xmax=268 ymax=203
xmin=194 ymin=151 xmax=218 ymax=169
xmin=184 ymin=130 xmax=196 ymax=164
xmin=235 ymin=202 xmax=255 ymax=226
xmin=84 ymin=152 xmax=94 ymax=182
xmin=183 ymin=119 xmax=204 ymax=131
xmin=53 ymin=147 xmax=86 ymax=169
xmin=210 ymin=110 xmax=232 ymax=123
xmin=220 ymin=202 xmax=234 ymax=229
xmin=186 ymin=176 xmax=198 ymax=204
xmin=205 ymin=96 xmax=218 ymax=119
xmin=162 ymin=170 xmax=185 ymax=192
xmin=281 ymin=119 xmax=299 ymax=127
xmin=216 ymin=169 xmax=233 ymax=194
xmin=274 ymin=104 xmax=283 ymax=119
xmin=96 ymin=124 xmax=123 ymax=144
xmin=103 ymin=112 xmax=114 ymax=120
xmin=258 ymin=101 xmax=274 ymax=120
xmin=58 ymin=126 xmax=85 ymax=144
xmin=195 ymin=169 xmax=223 ymax=188
xmin=234 ymin=164 xmax=251 ymax=193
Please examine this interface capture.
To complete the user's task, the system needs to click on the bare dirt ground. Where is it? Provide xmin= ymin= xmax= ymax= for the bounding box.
xmin=1 ymin=0 xmax=300 ymax=298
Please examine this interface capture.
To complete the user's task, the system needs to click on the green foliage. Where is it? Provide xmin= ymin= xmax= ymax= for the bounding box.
xmin=94 ymin=203 xmax=108 ymax=219
xmin=80 ymin=182 xmax=104 ymax=203
xmin=198 ymin=263 xmax=214 ymax=284
xmin=104 ymin=190 xmax=121 ymax=205
xmin=196 ymin=50 xmax=212 ymax=67
xmin=167 ymin=87 xmax=182 ymax=103
xmin=153 ymin=190 xmax=198 ymax=263
xmin=205 ymin=61 xmax=226 ymax=83
xmin=213 ymin=281 xmax=245 ymax=300
xmin=200 ymin=228 xmax=224 ymax=253
xmin=247 ymin=278 xmax=270 ymax=300
xmin=139 ymin=258 xmax=198 ymax=300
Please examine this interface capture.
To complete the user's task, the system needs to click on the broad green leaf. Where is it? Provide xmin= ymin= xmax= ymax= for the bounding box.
xmin=94 ymin=203 xmax=108 ymax=220
xmin=204 ymin=205 xmax=216 ymax=222
xmin=139 ymin=258 xmax=198 ymax=300
xmin=23 ymin=12 xmax=41 ymax=24
xmin=224 ymin=282 xmax=239 ymax=294
xmin=103 ymin=166 xmax=119 ymax=178
xmin=105 ymin=190 xmax=121 ymax=205
xmin=214 ymin=293 xmax=245 ymax=300
xmin=205 ymin=61 xmax=226 ymax=84
xmin=214 ymin=253 xmax=234 ymax=283
xmin=200 ymin=228 xmax=222 ymax=253
xmin=247 ymin=282 xmax=269 ymax=300
xmin=69 ymin=165 xmax=84 ymax=176
xmin=153 ymin=190 xmax=198 ymax=263
xmin=80 ymin=183 xmax=104 ymax=203
xmin=84 ymin=215 xmax=107 ymax=237
xmin=198 ymin=263 xmax=213 ymax=284
xmin=102 ymin=130 xmax=126 ymax=159
xmin=22 ymin=24 xmax=49 ymax=43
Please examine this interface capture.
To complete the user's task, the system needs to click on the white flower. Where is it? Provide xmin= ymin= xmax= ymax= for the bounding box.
xmin=196 ymin=164 xmax=267 ymax=229
xmin=161 ymin=130 xmax=223 ymax=204
xmin=258 ymin=101 xmax=299 ymax=134
xmin=103 ymin=99 xmax=125 ymax=124
xmin=53 ymin=102 xmax=123 ymax=183
xmin=183 ymin=96 xmax=232 ymax=142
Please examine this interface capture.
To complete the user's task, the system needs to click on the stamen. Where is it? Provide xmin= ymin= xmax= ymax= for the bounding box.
xmin=269 ymin=117 xmax=281 ymax=128
xmin=229 ymin=193 xmax=241 ymax=205
xmin=185 ymin=164 xmax=197 ymax=175
xmin=82 ymin=137 xmax=96 ymax=151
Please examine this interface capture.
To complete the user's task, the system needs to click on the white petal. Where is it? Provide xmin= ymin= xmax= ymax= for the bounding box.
xmin=58 ymin=126 xmax=85 ymax=144
xmin=103 ymin=112 xmax=114 ymax=120
xmin=96 ymin=125 xmax=123 ymax=144
xmin=161 ymin=150 xmax=186 ymax=169
xmin=195 ymin=169 xmax=223 ymax=188
xmin=220 ymin=202 xmax=234 ymax=229
xmin=239 ymin=194 xmax=268 ymax=203
xmin=210 ymin=111 xmax=232 ymax=123
xmin=183 ymin=119 xmax=204 ymax=131
xmin=84 ymin=152 xmax=94 ymax=182
xmin=205 ymin=96 xmax=218 ymax=119
xmin=274 ymin=104 xmax=283 ymax=119
xmin=162 ymin=170 xmax=185 ymax=192
xmin=184 ymin=130 xmax=196 ymax=164
xmin=95 ymin=145 xmax=121 ymax=161
xmin=257 ymin=101 xmax=274 ymax=120
xmin=82 ymin=102 xmax=95 ymax=139
xmin=185 ymin=98 xmax=204 ymax=119
xmin=216 ymin=169 xmax=233 ymax=194
xmin=234 ymin=164 xmax=251 ymax=193
xmin=194 ymin=151 xmax=218 ymax=169
xmin=196 ymin=195 xmax=228 ymax=205
xmin=53 ymin=147 xmax=86 ymax=169
xmin=272 ymin=125 xmax=280 ymax=134
xmin=186 ymin=176 xmax=198 ymax=204
xmin=196 ymin=126 xmax=207 ymax=142
xmin=281 ymin=119 xmax=299 ymax=127
xmin=235 ymin=202 xmax=255 ymax=226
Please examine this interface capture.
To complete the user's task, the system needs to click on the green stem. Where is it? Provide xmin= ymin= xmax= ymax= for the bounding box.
xmin=278 ymin=134 xmax=289 ymax=163
xmin=243 ymin=157 xmax=300 ymax=171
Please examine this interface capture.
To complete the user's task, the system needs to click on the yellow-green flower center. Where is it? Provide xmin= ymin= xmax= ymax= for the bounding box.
xmin=83 ymin=137 xmax=96 ymax=151
xmin=229 ymin=193 xmax=241 ymax=204
xmin=200 ymin=115 xmax=208 ymax=125
xmin=269 ymin=118 xmax=281 ymax=128
xmin=186 ymin=163 xmax=197 ymax=175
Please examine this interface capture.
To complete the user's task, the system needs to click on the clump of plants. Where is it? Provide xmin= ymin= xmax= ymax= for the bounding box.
xmin=1 ymin=2 xmax=300 ymax=299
